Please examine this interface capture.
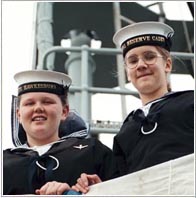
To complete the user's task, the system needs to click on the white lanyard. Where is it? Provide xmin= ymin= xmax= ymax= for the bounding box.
xmin=138 ymin=97 xmax=166 ymax=135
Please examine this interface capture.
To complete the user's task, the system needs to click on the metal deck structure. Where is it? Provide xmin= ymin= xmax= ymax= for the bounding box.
xmin=33 ymin=2 xmax=194 ymax=136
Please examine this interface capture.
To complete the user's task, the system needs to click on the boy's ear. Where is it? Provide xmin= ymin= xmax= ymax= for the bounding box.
xmin=61 ymin=105 xmax=69 ymax=121
xmin=165 ymin=57 xmax=172 ymax=73
xmin=16 ymin=108 xmax=22 ymax=123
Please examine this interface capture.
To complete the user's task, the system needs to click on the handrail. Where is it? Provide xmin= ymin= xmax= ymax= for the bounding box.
xmin=42 ymin=46 xmax=194 ymax=68
xmin=69 ymin=86 xmax=139 ymax=97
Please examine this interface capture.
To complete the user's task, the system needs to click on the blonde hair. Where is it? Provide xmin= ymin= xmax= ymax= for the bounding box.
xmin=156 ymin=46 xmax=172 ymax=92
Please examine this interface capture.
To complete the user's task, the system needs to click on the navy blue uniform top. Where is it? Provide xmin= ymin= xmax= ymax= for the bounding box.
xmin=113 ymin=91 xmax=194 ymax=175
xmin=4 ymin=137 xmax=119 ymax=195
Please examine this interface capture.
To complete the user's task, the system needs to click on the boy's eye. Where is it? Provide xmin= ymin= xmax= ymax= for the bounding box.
xmin=24 ymin=102 xmax=34 ymax=106
xmin=130 ymin=58 xmax=138 ymax=63
xmin=44 ymin=101 xmax=51 ymax=104
xmin=144 ymin=53 xmax=156 ymax=61
xmin=127 ymin=57 xmax=138 ymax=64
xmin=43 ymin=100 xmax=54 ymax=104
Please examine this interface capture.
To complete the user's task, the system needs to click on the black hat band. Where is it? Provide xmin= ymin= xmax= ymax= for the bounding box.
xmin=18 ymin=82 xmax=69 ymax=96
xmin=121 ymin=34 xmax=172 ymax=57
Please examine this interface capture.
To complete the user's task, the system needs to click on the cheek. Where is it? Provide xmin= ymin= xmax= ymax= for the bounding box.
xmin=156 ymin=66 xmax=166 ymax=78
xmin=18 ymin=109 xmax=31 ymax=122
xmin=126 ymin=69 xmax=135 ymax=82
xmin=50 ymin=108 xmax=64 ymax=120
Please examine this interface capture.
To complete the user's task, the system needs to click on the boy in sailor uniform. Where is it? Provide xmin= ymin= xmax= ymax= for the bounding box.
xmin=3 ymin=70 xmax=119 ymax=195
xmin=72 ymin=21 xmax=194 ymax=194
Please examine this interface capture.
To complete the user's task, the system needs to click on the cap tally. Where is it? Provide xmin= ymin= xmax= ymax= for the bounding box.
xmin=113 ymin=21 xmax=174 ymax=57
xmin=14 ymin=70 xmax=72 ymax=96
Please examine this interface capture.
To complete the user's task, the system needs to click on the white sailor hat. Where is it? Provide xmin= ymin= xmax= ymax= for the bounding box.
xmin=113 ymin=21 xmax=174 ymax=57
xmin=14 ymin=70 xmax=72 ymax=96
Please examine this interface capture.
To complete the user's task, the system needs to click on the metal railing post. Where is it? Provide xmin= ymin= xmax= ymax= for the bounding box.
xmin=80 ymin=45 xmax=92 ymax=122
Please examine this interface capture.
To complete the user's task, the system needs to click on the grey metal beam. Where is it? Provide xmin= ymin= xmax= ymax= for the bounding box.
xmin=36 ymin=2 xmax=54 ymax=70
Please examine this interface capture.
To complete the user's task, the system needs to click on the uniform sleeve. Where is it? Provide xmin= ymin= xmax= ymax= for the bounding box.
xmin=3 ymin=151 xmax=10 ymax=194
xmin=113 ymin=136 xmax=128 ymax=176
xmin=92 ymin=138 xmax=120 ymax=181
xmin=3 ymin=149 xmax=32 ymax=195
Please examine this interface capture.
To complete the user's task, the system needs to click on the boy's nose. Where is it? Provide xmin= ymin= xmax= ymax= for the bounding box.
xmin=34 ymin=103 xmax=44 ymax=113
